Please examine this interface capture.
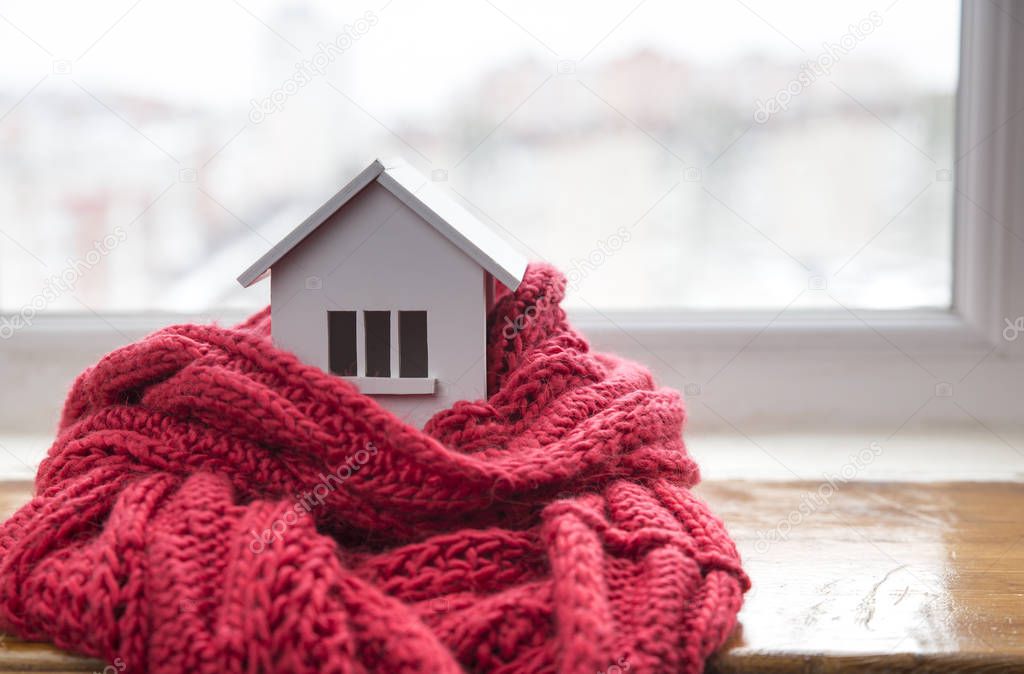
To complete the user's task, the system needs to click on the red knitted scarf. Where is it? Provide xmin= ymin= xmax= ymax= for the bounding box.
xmin=0 ymin=263 xmax=748 ymax=674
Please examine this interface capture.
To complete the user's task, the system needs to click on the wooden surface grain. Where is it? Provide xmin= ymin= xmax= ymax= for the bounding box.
xmin=703 ymin=481 xmax=1024 ymax=674
xmin=0 ymin=480 xmax=1019 ymax=673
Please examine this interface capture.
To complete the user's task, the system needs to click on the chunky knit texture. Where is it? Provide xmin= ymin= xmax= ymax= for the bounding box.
xmin=0 ymin=263 xmax=748 ymax=674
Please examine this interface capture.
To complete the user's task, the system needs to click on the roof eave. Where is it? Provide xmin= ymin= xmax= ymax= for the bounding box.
xmin=236 ymin=159 xmax=386 ymax=287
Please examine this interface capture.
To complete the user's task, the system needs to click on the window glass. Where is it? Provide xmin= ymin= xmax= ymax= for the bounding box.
xmin=399 ymin=311 xmax=428 ymax=377
xmin=364 ymin=310 xmax=391 ymax=377
xmin=327 ymin=310 xmax=356 ymax=376
xmin=0 ymin=0 xmax=959 ymax=314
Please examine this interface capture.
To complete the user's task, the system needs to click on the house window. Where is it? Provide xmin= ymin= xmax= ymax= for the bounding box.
xmin=328 ymin=310 xmax=428 ymax=378
xmin=399 ymin=311 xmax=428 ymax=377
xmin=327 ymin=311 xmax=357 ymax=376
xmin=364 ymin=310 xmax=391 ymax=377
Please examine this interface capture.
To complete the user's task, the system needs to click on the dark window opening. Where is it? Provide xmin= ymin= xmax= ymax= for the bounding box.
xmin=327 ymin=311 xmax=357 ymax=376
xmin=364 ymin=310 xmax=391 ymax=377
xmin=399 ymin=311 xmax=428 ymax=377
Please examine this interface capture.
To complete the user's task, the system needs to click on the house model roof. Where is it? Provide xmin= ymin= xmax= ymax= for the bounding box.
xmin=237 ymin=158 xmax=528 ymax=290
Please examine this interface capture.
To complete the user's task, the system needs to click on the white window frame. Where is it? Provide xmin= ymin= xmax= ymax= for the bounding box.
xmin=2 ymin=1 xmax=1022 ymax=435
xmin=344 ymin=309 xmax=435 ymax=394
xmin=571 ymin=1 xmax=1024 ymax=432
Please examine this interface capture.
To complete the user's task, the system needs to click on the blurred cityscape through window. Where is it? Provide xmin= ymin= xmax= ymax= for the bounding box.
xmin=0 ymin=0 xmax=959 ymax=314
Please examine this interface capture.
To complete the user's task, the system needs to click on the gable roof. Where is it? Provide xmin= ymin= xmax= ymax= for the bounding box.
xmin=237 ymin=158 xmax=528 ymax=290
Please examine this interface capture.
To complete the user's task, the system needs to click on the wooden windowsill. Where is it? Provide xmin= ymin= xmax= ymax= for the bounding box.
xmin=702 ymin=480 xmax=1024 ymax=673
xmin=0 ymin=480 xmax=1019 ymax=672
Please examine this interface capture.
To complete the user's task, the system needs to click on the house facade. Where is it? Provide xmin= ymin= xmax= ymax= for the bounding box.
xmin=238 ymin=159 xmax=527 ymax=427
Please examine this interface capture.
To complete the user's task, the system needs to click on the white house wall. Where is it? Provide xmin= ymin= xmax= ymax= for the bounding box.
xmin=270 ymin=181 xmax=487 ymax=428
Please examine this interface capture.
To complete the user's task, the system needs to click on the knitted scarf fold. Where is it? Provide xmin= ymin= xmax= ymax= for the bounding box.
xmin=0 ymin=263 xmax=748 ymax=674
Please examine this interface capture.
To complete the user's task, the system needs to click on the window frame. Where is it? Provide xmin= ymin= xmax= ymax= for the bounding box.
xmin=569 ymin=0 xmax=1024 ymax=431
xmin=2 ymin=1 xmax=1021 ymax=434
